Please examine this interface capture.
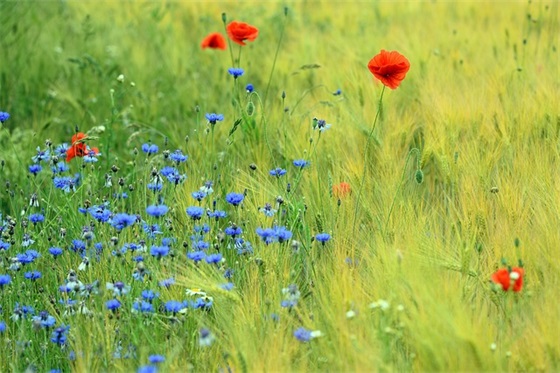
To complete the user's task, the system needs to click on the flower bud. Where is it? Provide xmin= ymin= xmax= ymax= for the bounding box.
xmin=415 ymin=169 xmax=424 ymax=184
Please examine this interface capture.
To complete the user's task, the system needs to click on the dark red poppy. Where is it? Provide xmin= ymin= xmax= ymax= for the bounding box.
xmin=367 ymin=50 xmax=410 ymax=90
xmin=226 ymin=21 xmax=258 ymax=46
xmin=66 ymin=132 xmax=97 ymax=162
xmin=333 ymin=182 xmax=351 ymax=199
xmin=491 ymin=267 xmax=524 ymax=292
xmin=201 ymin=32 xmax=227 ymax=50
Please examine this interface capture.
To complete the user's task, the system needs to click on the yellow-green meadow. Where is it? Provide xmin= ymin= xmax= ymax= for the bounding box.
xmin=0 ymin=1 xmax=558 ymax=372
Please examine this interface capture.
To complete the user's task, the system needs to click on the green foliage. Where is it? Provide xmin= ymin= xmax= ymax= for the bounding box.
xmin=0 ymin=1 xmax=559 ymax=372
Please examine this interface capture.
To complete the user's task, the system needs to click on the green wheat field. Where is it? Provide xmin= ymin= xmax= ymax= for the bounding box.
xmin=0 ymin=1 xmax=558 ymax=372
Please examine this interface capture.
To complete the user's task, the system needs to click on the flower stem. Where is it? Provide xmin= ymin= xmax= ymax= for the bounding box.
xmin=351 ymin=86 xmax=386 ymax=237
xmin=263 ymin=7 xmax=288 ymax=107
xmin=384 ymin=147 xmax=421 ymax=234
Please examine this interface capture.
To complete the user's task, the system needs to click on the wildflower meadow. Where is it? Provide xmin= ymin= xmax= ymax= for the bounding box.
xmin=0 ymin=1 xmax=558 ymax=372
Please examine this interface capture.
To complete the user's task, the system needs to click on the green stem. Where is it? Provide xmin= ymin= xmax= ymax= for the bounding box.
xmin=384 ymin=147 xmax=421 ymax=233
xmin=263 ymin=7 xmax=288 ymax=106
xmin=352 ymin=86 xmax=386 ymax=237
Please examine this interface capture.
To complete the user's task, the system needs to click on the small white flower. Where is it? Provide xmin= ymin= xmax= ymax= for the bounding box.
xmin=396 ymin=304 xmax=405 ymax=312
xmin=490 ymin=343 xmax=497 ymax=351
xmin=346 ymin=310 xmax=356 ymax=319
xmin=186 ymin=288 xmax=207 ymax=297
xmin=510 ymin=271 xmax=520 ymax=280
xmin=117 ymin=74 xmax=125 ymax=83
xmin=310 ymin=330 xmax=323 ymax=339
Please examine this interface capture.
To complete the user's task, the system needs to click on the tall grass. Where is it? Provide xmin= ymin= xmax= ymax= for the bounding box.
xmin=0 ymin=1 xmax=558 ymax=372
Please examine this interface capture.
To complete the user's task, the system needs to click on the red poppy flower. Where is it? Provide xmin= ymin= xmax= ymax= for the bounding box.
xmin=333 ymin=182 xmax=351 ymax=199
xmin=226 ymin=21 xmax=258 ymax=46
xmin=367 ymin=50 xmax=411 ymax=90
xmin=201 ymin=32 xmax=227 ymax=50
xmin=491 ymin=267 xmax=524 ymax=292
xmin=66 ymin=132 xmax=97 ymax=162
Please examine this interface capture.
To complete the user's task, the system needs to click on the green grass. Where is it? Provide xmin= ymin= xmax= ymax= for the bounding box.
xmin=0 ymin=1 xmax=558 ymax=372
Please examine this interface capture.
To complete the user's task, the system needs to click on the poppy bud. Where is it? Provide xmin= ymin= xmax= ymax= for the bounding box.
xmin=284 ymin=6 xmax=289 ymax=16
xmin=221 ymin=12 xmax=227 ymax=24
xmin=281 ymin=91 xmax=286 ymax=99
xmin=415 ymin=169 xmax=424 ymax=184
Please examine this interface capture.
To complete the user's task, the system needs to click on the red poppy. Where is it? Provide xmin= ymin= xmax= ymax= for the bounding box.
xmin=201 ymin=32 xmax=227 ymax=50
xmin=491 ymin=267 xmax=524 ymax=292
xmin=226 ymin=21 xmax=258 ymax=46
xmin=367 ymin=50 xmax=410 ymax=90
xmin=66 ymin=132 xmax=97 ymax=162
xmin=333 ymin=182 xmax=351 ymax=199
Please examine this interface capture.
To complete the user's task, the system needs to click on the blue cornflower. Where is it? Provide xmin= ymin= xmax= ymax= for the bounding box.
xmin=159 ymin=277 xmax=175 ymax=288
xmin=32 ymin=311 xmax=56 ymax=328
xmin=29 ymin=164 xmax=43 ymax=175
xmin=205 ymin=253 xmax=223 ymax=264
xmin=255 ymin=226 xmax=293 ymax=244
xmin=220 ymin=282 xmax=234 ymax=291
xmin=0 ymin=321 xmax=5 ymax=333
xmin=194 ymin=224 xmax=211 ymax=235
xmin=138 ymin=365 xmax=158 ymax=373
xmin=199 ymin=328 xmax=215 ymax=347
xmin=294 ymin=327 xmax=312 ymax=342
xmin=207 ymin=210 xmax=227 ymax=220
xmin=192 ymin=240 xmax=210 ymax=251
xmin=83 ymin=148 xmax=99 ymax=163
xmin=142 ymin=290 xmax=159 ymax=302
xmin=333 ymin=89 xmax=342 ymax=96
xmin=106 ymin=299 xmax=121 ymax=311
xmin=32 ymin=147 xmax=50 ymax=163
xmin=160 ymin=166 xmax=185 ymax=184
xmin=246 ymin=83 xmax=254 ymax=93
xmin=0 ymin=240 xmax=10 ymax=251
xmin=259 ymin=203 xmax=277 ymax=217
xmin=315 ymin=119 xmax=331 ymax=132
xmin=169 ymin=149 xmax=188 ymax=164
xmin=146 ymin=204 xmax=168 ymax=218
xmin=106 ymin=281 xmax=131 ymax=297
xmin=205 ymin=113 xmax=224 ymax=125
xmin=186 ymin=206 xmax=205 ymax=220
xmin=165 ymin=300 xmax=186 ymax=314
xmin=142 ymin=143 xmax=159 ymax=155
xmin=148 ymin=355 xmax=165 ymax=364
xmin=51 ymin=161 xmax=69 ymax=174
xmin=143 ymin=222 xmax=162 ymax=239
xmin=50 ymin=325 xmax=69 ymax=345
xmin=111 ymin=213 xmax=137 ymax=231
xmin=228 ymin=67 xmax=244 ymax=79
xmin=24 ymin=271 xmax=42 ymax=281
xmin=269 ymin=168 xmax=287 ymax=177
xmin=28 ymin=213 xmax=45 ymax=225
xmin=187 ymin=251 xmax=206 ymax=263
xmin=54 ymin=143 xmax=69 ymax=157
xmin=16 ymin=250 xmax=40 ymax=264
xmin=53 ymin=176 xmax=76 ymax=193
xmin=0 ymin=274 xmax=11 ymax=287
xmin=147 ymin=183 xmax=163 ymax=192
xmin=315 ymin=233 xmax=331 ymax=244
xmin=234 ymin=238 xmax=253 ymax=255
xmin=132 ymin=301 xmax=154 ymax=313
xmin=150 ymin=245 xmax=169 ymax=259
xmin=224 ymin=225 xmax=242 ymax=237
xmin=49 ymin=247 xmax=63 ymax=258
xmin=0 ymin=111 xmax=10 ymax=123
xmin=225 ymin=192 xmax=244 ymax=206
xmin=89 ymin=205 xmax=112 ymax=223
xmin=161 ymin=237 xmax=175 ymax=247
xmin=293 ymin=159 xmax=310 ymax=168
xmin=191 ymin=190 xmax=207 ymax=201
xmin=70 ymin=239 xmax=86 ymax=254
